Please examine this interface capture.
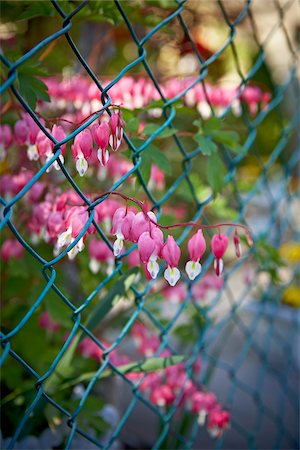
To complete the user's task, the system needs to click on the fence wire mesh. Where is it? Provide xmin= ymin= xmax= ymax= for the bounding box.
xmin=0 ymin=0 xmax=299 ymax=449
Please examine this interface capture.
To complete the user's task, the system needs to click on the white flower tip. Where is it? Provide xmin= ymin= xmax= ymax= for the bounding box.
xmin=113 ymin=238 xmax=123 ymax=257
xmin=164 ymin=266 xmax=180 ymax=286
xmin=197 ymin=410 xmax=207 ymax=426
xmin=147 ymin=259 xmax=159 ymax=279
xmin=27 ymin=144 xmax=39 ymax=161
xmin=57 ymin=228 xmax=72 ymax=248
xmin=89 ymin=258 xmax=100 ymax=274
xmin=76 ymin=237 xmax=85 ymax=252
xmin=97 ymin=148 xmax=109 ymax=166
xmin=185 ymin=260 xmax=201 ymax=280
xmin=76 ymin=157 xmax=88 ymax=176
xmin=214 ymin=258 xmax=224 ymax=276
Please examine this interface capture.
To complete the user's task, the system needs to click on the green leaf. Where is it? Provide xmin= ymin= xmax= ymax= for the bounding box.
xmin=142 ymin=123 xmax=177 ymax=139
xmin=19 ymin=62 xmax=48 ymax=77
xmin=147 ymin=144 xmax=171 ymax=175
xmin=44 ymin=334 xmax=80 ymax=393
xmin=85 ymin=268 xmax=138 ymax=331
xmin=126 ymin=117 xmax=140 ymax=134
xmin=59 ymin=355 xmax=186 ymax=390
xmin=158 ymin=128 xmax=178 ymax=138
xmin=209 ymin=130 xmax=240 ymax=147
xmin=193 ymin=119 xmax=202 ymax=129
xmin=194 ymin=133 xmax=218 ymax=155
xmin=18 ymin=73 xmax=50 ymax=109
xmin=145 ymin=99 xmax=165 ymax=110
xmin=17 ymin=1 xmax=54 ymax=20
xmin=207 ymin=153 xmax=226 ymax=196
xmin=202 ymin=117 xmax=222 ymax=132
xmin=138 ymin=151 xmax=152 ymax=187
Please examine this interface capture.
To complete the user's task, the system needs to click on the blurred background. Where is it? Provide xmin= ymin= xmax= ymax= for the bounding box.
xmin=1 ymin=1 xmax=299 ymax=449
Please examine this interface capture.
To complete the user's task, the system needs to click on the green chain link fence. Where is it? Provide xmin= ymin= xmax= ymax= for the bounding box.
xmin=1 ymin=0 xmax=299 ymax=449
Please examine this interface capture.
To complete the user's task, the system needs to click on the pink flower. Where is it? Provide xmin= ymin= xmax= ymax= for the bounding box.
xmin=47 ymin=211 xmax=65 ymax=239
xmin=65 ymin=207 xmax=89 ymax=239
xmin=0 ymin=124 xmax=12 ymax=160
xmin=72 ymin=129 xmax=93 ymax=176
xmin=1 ymin=239 xmax=24 ymax=262
xmin=78 ymin=337 xmax=103 ymax=361
xmin=38 ymin=311 xmax=60 ymax=332
xmin=207 ymin=409 xmax=230 ymax=438
xmin=10 ymin=171 xmax=34 ymax=195
xmin=128 ymin=249 xmax=140 ymax=268
xmin=149 ymin=165 xmax=165 ymax=190
xmin=36 ymin=129 xmax=52 ymax=158
xmin=191 ymin=391 xmax=217 ymax=414
xmin=111 ymin=207 xmax=136 ymax=256
xmin=14 ymin=119 xmax=29 ymax=146
xmin=109 ymin=111 xmax=125 ymax=151
xmin=49 ymin=124 xmax=66 ymax=170
xmin=150 ymin=385 xmax=175 ymax=407
xmin=185 ymin=230 xmax=206 ymax=280
xmin=233 ymin=231 xmax=242 ymax=258
xmin=34 ymin=201 xmax=53 ymax=225
xmin=130 ymin=211 xmax=156 ymax=243
xmin=139 ymin=372 xmax=162 ymax=392
xmin=15 ymin=114 xmax=44 ymax=161
xmin=161 ymin=235 xmax=181 ymax=286
xmin=211 ymin=234 xmax=228 ymax=276
xmin=88 ymin=238 xmax=114 ymax=273
xmin=28 ymin=182 xmax=45 ymax=203
xmin=138 ymin=228 xmax=163 ymax=279
xmin=52 ymin=124 xmax=66 ymax=154
xmin=92 ymin=121 xmax=110 ymax=166
xmin=57 ymin=206 xmax=92 ymax=259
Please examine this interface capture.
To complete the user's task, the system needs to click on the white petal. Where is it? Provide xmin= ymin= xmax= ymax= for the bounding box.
xmin=27 ymin=144 xmax=39 ymax=161
xmin=76 ymin=237 xmax=85 ymax=252
xmin=147 ymin=259 xmax=160 ymax=279
xmin=97 ymin=148 xmax=109 ymax=166
xmin=185 ymin=260 xmax=201 ymax=280
xmin=113 ymin=237 xmax=123 ymax=256
xmin=197 ymin=102 xmax=212 ymax=119
xmin=106 ymin=259 xmax=115 ymax=275
xmin=68 ymin=240 xmax=79 ymax=260
xmin=53 ymin=155 xmax=64 ymax=171
xmin=214 ymin=258 xmax=224 ymax=276
xmin=76 ymin=156 xmax=88 ymax=176
xmin=89 ymin=258 xmax=101 ymax=274
xmin=198 ymin=410 xmax=207 ymax=426
xmin=57 ymin=227 xmax=72 ymax=248
xmin=164 ymin=266 xmax=180 ymax=286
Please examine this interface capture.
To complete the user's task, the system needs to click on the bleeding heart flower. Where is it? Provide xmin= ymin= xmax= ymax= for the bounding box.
xmin=92 ymin=121 xmax=110 ymax=166
xmin=185 ymin=230 xmax=206 ymax=280
xmin=161 ymin=235 xmax=181 ymax=286
xmin=211 ymin=234 xmax=228 ymax=276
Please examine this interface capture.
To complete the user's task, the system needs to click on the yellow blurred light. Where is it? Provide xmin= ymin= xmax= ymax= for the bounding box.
xmin=282 ymin=286 xmax=300 ymax=308
xmin=279 ymin=242 xmax=300 ymax=264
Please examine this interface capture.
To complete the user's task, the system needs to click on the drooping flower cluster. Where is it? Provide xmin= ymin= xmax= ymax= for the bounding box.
xmin=8 ymin=110 xmax=125 ymax=177
xmin=111 ymin=205 xmax=246 ymax=286
xmin=72 ymin=110 xmax=125 ymax=176
xmin=45 ymin=75 xmax=271 ymax=120
xmin=129 ymin=323 xmax=230 ymax=438
xmin=14 ymin=113 xmax=66 ymax=169
xmin=37 ymin=311 xmax=230 ymax=439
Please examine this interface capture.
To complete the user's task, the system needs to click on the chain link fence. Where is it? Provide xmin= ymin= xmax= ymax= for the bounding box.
xmin=1 ymin=1 xmax=299 ymax=449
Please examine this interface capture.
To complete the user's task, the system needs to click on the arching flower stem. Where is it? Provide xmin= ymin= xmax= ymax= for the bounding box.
xmin=90 ymin=191 xmax=253 ymax=244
